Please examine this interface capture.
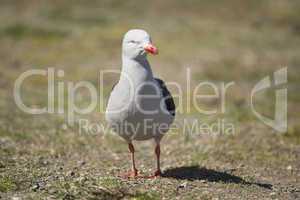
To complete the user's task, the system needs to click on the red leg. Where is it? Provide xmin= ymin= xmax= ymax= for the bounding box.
xmin=120 ymin=143 xmax=138 ymax=178
xmin=129 ymin=143 xmax=138 ymax=177
xmin=153 ymin=143 xmax=162 ymax=177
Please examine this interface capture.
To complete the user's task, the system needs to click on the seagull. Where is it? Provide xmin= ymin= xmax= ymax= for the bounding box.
xmin=105 ymin=29 xmax=175 ymax=178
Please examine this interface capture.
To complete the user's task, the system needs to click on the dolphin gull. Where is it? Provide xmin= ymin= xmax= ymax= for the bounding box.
xmin=106 ymin=29 xmax=175 ymax=178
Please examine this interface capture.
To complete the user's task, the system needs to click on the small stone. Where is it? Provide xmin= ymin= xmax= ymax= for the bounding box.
xmin=286 ymin=165 xmax=292 ymax=170
xmin=32 ymin=184 xmax=39 ymax=191
xmin=270 ymin=192 xmax=276 ymax=196
xmin=67 ymin=171 xmax=75 ymax=176
xmin=78 ymin=160 xmax=86 ymax=166
xmin=178 ymin=182 xmax=188 ymax=189
xmin=76 ymin=176 xmax=87 ymax=183
xmin=32 ymin=181 xmax=45 ymax=191
xmin=42 ymin=160 xmax=49 ymax=165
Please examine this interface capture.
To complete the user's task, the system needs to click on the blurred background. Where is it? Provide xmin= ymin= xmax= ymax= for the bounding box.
xmin=0 ymin=0 xmax=299 ymax=199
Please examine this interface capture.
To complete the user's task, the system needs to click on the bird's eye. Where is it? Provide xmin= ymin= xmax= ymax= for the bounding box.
xmin=128 ymin=40 xmax=139 ymax=44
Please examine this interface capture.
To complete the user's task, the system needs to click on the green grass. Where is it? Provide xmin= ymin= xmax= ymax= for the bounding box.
xmin=0 ymin=176 xmax=17 ymax=192
xmin=131 ymin=191 xmax=160 ymax=200
xmin=0 ymin=23 xmax=68 ymax=40
xmin=98 ymin=177 xmax=122 ymax=189
xmin=285 ymin=124 xmax=300 ymax=144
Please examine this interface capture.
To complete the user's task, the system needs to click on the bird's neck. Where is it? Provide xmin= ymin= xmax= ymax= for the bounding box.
xmin=120 ymin=55 xmax=154 ymax=85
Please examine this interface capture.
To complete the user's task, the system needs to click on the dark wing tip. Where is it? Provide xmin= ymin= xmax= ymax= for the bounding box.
xmin=155 ymin=78 xmax=176 ymax=117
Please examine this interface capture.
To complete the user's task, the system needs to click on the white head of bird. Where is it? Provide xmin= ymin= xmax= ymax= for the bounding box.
xmin=122 ymin=29 xmax=158 ymax=61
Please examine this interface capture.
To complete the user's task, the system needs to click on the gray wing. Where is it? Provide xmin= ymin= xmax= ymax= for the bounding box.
xmin=155 ymin=78 xmax=176 ymax=117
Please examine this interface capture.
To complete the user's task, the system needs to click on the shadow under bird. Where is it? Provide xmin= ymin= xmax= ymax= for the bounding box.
xmin=105 ymin=29 xmax=175 ymax=178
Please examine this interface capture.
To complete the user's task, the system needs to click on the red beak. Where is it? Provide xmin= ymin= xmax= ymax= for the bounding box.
xmin=144 ymin=43 xmax=158 ymax=55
